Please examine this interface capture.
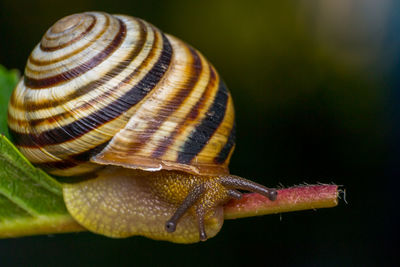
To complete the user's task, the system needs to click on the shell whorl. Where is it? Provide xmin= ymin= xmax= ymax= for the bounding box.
xmin=8 ymin=12 xmax=236 ymax=177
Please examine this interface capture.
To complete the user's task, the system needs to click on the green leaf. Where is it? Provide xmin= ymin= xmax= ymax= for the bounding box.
xmin=0 ymin=65 xmax=19 ymax=139
xmin=0 ymin=65 xmax=83 ymax=237
xmin=0 ymin=134 xmax=83 ymax=237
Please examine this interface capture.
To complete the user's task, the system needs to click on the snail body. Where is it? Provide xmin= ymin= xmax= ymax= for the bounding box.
xmin=7 ymin=12 xmax=276 ymax=243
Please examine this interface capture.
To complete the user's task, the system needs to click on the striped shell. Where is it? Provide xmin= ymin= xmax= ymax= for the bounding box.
xmin=8 ymin=12 xmax=236 ymax=177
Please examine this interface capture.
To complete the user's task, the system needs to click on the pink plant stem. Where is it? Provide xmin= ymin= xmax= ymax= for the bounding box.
xmin=224 ymin=184 xmax=339 ymax=219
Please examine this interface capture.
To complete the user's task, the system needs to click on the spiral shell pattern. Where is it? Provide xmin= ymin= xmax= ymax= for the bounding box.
xmin=8 ymin=12 xmax=236 ymax=177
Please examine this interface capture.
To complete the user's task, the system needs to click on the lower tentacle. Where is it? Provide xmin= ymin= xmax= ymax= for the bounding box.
xmin=165 ymin=184 xmax=206 ymax=233
xmin=196 ymin=206 xmax=207 ymax=241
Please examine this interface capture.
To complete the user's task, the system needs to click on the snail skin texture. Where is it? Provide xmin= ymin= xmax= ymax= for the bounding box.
xmin=7 ymin=12 xmax=277 ymax=243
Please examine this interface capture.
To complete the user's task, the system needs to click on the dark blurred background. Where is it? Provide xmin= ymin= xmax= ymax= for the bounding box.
xmin=0 ymin=0 xmax=397 ymax=266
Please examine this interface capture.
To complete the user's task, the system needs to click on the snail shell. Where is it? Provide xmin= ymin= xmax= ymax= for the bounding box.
xmin=7 ymin=12 xmax=275 ymax=243
xmin=8 ymin=12 xmax=235 ymax=177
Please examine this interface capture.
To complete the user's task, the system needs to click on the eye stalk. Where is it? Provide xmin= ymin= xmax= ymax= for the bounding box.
xmin=165 ymin=175 xmax=277 ymax=241
xmin=219 ymin=175 xmax=278 ymax=201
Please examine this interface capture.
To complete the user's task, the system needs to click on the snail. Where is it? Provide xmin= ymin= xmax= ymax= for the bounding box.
xmin=7 ymin=11 xmax=277 ymax=243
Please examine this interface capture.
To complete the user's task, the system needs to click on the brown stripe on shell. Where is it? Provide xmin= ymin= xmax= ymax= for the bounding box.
xmin=213 ymin=121 xmax=236 ymax=164
xmin=34 ymin=160 xmax=102 ymax=177
xmin=33 ymin=139 xmax=111 ymax=172
xmin=28 ymin=15 xmax=110 ymax=67
xmin=24 ymin=18 xmax=127 ymax=89
xmin=35 ymin=158 xmax=78 ymax=171
xmin=39 ymin=14 xmax=97 ymax=52
xmin=177 ymin=78 xmax=229 ymax=164
xmin=11 ymin=30 xmax=172 ymax=147
xmin=117 ymin=45 xmax=203 ymax=155
xmin=21 ymin=19 xmax=147 ymax=113
xmin=151 ymin=64 xmax=217 ymax=159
